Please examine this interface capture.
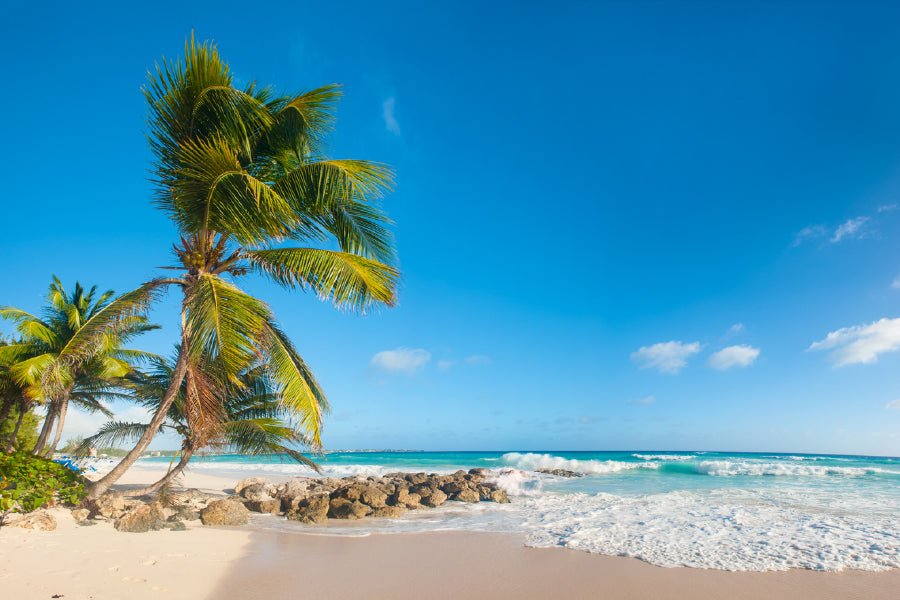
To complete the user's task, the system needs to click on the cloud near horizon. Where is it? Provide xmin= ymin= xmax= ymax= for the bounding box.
xmin=808 ymin=318 xmax=900 ymax=366
xmin=627 ymin=395 xmax=656 ymax=405
xmin=708 ymin=345 xmax=760 ymax=370
xmin=371 ymin=347 xmax=430 ymax=374
xmin=382 ymin=97 xmax=401 ymax=135
xmin=631 ymin=341 xmax=701 ymax=374
xmin=886 ymin=399 xmax=900 ymax=410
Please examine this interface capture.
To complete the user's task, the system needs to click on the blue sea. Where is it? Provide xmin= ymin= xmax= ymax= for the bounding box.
xmin=138 ymin=450 xmax=900 ymax=571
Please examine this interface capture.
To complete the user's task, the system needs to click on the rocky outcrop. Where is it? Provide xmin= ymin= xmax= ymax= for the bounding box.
xmin=114 ymin=502 xmax=167 ymax=533
xmin=84 ymin=492 xmax=126 ymax=519
xmin=3 ymin=510 xmax=57 ymax=530
xmin=536 ymin=468 xmax=583 ymax=478
xmin=200 ymin=498 xmax=250 ymax=526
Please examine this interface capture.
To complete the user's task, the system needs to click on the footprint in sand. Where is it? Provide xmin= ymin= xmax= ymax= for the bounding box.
xmin=141 ymin=559 xmax=158 ymax=566
xmin=152 ymin=586 xmax=169 ymax=592
xmin=108 ymin=566 xmax=120 ymax=572
xmin=123 ymin=576 xmax=148 ymax=583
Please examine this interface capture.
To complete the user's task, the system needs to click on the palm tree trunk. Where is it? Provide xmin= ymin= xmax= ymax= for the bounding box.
xmin=6 ymin=405 xmax=26 ymax=453
xmin=32 ymin=401 xmax=58 ymax=456
xmin=121 ymin=447 xmax=194 ymax=497
xmin=0 ymin=398 xmax=13 ymax=428
xmin=87 ymin=329 xmax=191 ymax=498
xmin=43 ymin=390 xmax=70 ymax=458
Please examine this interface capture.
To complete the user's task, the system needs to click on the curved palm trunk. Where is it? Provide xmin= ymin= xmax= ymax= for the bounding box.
xmin=87 ymin=332 xmax=190 ymax=498
xmin=6 ymin=405 xmax=26 ymax=453
xmin=43 ymin=391 xmax=70 ymax=457
xmin=0 ymin=398 xmax=13 ymax=429
xmin=121 ymin=447 xmax=194 ymax=497
xmin=33 ymin=401 xmax=58 ymax=456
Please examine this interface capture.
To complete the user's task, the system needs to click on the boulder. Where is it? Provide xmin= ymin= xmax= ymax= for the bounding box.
xmin=4 ymin=511 xmax=57 ymax=531
xmin=405 ymin=473 xmax=429 ymax=485
xmin=234 ymin=477 xmax=272 ymax=496
xmin=286 ymin=495 xmax=330 ymax=524
xmin=536 ymin=468 xmax=583 ymax=478
xmin=165 ymin=521 xmax=187 ymax=531
xmin=441 ymin=480 xmax=468 ymax=495
xmin=359 ymin=486 xmax=388 ymax=509
xmin=420 ymin=489 xmax=447 ymax=508
xmin=70 ymin=508 xmax=90 ymax=522
xmin=239 ymin=483 xmax=275 ymax=502
xmin=246 ymin=499 xmax=281 ymax=514
xmin=171 ymin=505 xmax=201 ymax=521
xmin=85 ymin=492 xmax=125 ymax=519
xmin=200 ymin=499 xmax=250 ymax=527
xmin=373 ymin=505 xmax=407 ymax=518
xmin=328 ymin=498 xmax=372 ymax=520
xmin=114 ymin=503 xmax=166 ymax=533
xmin=468 ymin=468 xmax=490 ymax=477
xmin=451 ymin=489 xmax=480 ymax=503
xmin=490 ymin=489 xmax=510 ymax=504
xmin=390 ymin=489 xmax=421 ymax=509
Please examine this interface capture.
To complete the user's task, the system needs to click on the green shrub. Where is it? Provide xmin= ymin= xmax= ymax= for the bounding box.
xmin=0 ymin=453 xmax=87 ymax=513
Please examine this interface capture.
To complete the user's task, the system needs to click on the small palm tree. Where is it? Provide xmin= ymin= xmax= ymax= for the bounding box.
xmin=0 ymin=278 xmax=157 ymax=456
xmin=85 ymin=37 xmax=399 ymax=497
xmin=80 ymin=353 xmax=320 ymax=496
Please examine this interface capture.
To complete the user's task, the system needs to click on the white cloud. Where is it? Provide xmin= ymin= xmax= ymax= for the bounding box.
xmin=708 ymin=345 xmax=760 ymax=370
xmin=578 ymin=415 xmax=607 ymax=423
xmin=371 ymin=347 xmax=430 ymax=374
xmin=891 ymin=276 xmax=900 ymax=290
xmin=809 ymin=318 xmax=900 ymax=366
xmin=791 ymin=225 xmax=826 ymax=247
xmin=382 ymin=97 xmax=401 ymax=135
xmin=631 ymin=341 xmax=700 ymax=374
xmin=831 ymin=216 xmax=870 ymax=243
xmin=877 ymin=204 xmax=898 ymax=213
xmin=729 ymin=323 xmax=745 ymax=334
xmin=437 ymin=359 xmax=455 ymax=370
xmin=886 ymin=399 xmax=900 ymax=410
xmin=464 ymin=355 xmax=492 ymax=366
xmin=627 ymin=395 xmax=656 ymax=405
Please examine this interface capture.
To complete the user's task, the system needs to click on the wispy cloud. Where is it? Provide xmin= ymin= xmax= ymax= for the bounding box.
xmin=371 ymin=347 xmax=430 ymax=374
xmin=878 ymin=203 xmax=898 ymax=213
xmin=791 ymin=225 xmax=826 ymax=247
xmin=578 ymin=415 xmax=607 ymax=423
xmin=437 ymin=359 xmax=455 ymax=370
xmin=831 ymin=216 xmax=870 ymax=243
xmin=382 ymin=97 xmax=401 ymax=135
xmin=891 ymin=276 xmax=900 ymax=290
xmin=631 ymin=341 xmax=701 ymax=374
xmin=885 ymin=399 xmax=900 ymax=410
xmin=728 ymin=323 xmax=745 ymax=334
xmin=808 ymin=318 xmax=900 ymax=366
xmin=708 ymin=345 xmax=760 ymax=370
xmin=627 ymin=395 xmax=656 ymax=405
xmin=464 ymin=355 xmax=492 ymax=366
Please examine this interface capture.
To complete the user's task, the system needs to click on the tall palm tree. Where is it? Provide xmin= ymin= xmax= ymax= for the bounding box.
xmin=80 ymin=354 xmax=320 ymax=496
xmin=0 ymin=278 xmax=157 ymax=456
xmin=85 ymin=37 xmax=399 ymax=498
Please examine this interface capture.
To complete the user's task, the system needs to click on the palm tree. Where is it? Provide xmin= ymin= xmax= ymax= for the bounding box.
xmin=0 ymin=278 xmax=157 ymax=456
xmin=85 ymin=37 xmax=399 ymax=498
xmin=80 ymin=353 xmax=320 ymax=496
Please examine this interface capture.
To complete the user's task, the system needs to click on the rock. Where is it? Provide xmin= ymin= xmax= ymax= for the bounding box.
xmin=536 ymin=468 xmax=583 ymax=478
xmin=240 ymin=483 xmax=275 ymax=502
xmin=328 ymin=498 xmax=372 ymax=520
xmin=405 ymin=473 xmax=429 ymax=485
xmin=246 ymin=499 xmax=281 ymax=514
xmin=234 ymin=477 xmax=272 ymax=496
xmin=70 ymin=508 xmax=90 ymax=522
xmin=114 ymin=503 xmax=166 ymax=533
xmin=200 ymin=499 xmax=250 ymax=527
xmin=373 ymin=505 xmax=407 ymax=518
xmin=409 ymin=483 xmax=437 ymax=498
xmin=490 ymin=489 xmax=510 ymax=504
xmin=165 ymin=521 xmax=187 ymax=531
xmin=359 ymin=486 xmax=388 ymax=509
xmin=420 ymin=489 xmax=447 ymax=508
xmin=390 ymin=489 xmax=421 ymax=509
xmin=468 ymin=468 xmax=490 ymax=477
xmin=85 ymin=492 xmax=125 ymax=519
xmin=451 ymin=489 xmax=480 ymax=503
xmin=4 ymin=511 xmax=57 ymax=531
xmin=441 ymin=480 xmax=468 ymax=495
xmin=286 ymin=495 xmax=330 ymax=524
xmin=171 ymin=505 xmax=201 ymax=521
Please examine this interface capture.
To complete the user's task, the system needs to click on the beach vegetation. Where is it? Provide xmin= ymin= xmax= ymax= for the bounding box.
xmin=85 ymin=36 xmax=399 ymax=497
xmin=0 ymin=453 xmax=86 ymax=513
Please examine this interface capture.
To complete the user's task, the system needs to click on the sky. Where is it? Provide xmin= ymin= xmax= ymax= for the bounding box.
xmin=2 ymin=1 xmax=900 ymax=455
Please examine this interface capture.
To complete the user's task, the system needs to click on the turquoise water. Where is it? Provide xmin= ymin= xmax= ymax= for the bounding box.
xmin=138 ymin=450 xmax=900 ymax=571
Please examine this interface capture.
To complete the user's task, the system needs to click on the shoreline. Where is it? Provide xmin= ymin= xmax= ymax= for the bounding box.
xmin=3 ymin=464 xmax=900 ymax=599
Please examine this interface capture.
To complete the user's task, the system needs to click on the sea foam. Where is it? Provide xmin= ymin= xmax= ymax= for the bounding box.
xmin=501 ymin=452 xmax=659 ymax=475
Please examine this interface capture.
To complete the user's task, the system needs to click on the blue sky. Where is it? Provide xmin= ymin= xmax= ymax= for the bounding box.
xmin=2 ymin=1 xmax=900 ymax=455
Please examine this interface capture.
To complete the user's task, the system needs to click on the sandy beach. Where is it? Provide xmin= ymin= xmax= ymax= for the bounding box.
xmin=2 ymin=465 xmax=899 ymax=600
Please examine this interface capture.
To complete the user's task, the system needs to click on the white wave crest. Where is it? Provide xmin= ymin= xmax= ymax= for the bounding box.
xmin=486 ymin=468 xmax=544 ymax=497
xmin=502 ymin=452 xmax=659 ymax=475
xmin=632 ymin=454 xmax=694 ymax=461
xmin=520 ymin=491 xmax=900 ymax=571
xmin=693 ymin=460 xmax=900 ymax=477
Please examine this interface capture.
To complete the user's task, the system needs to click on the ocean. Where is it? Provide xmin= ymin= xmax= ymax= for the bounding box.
xmin=137 ymin=450 xmax=900 ymax=572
